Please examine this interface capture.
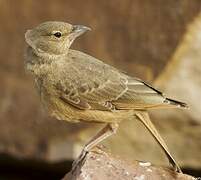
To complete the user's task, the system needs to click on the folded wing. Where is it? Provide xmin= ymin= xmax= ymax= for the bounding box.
xmin=55 ymin=50 xmax=186 ymax=111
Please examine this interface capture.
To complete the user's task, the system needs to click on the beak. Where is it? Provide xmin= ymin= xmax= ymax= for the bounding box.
xmin=69 ymin=25 xmax=91 ymax=39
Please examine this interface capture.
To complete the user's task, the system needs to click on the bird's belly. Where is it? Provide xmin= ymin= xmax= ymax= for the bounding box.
xmin=44 ymin=96 xmax=133 ymax=123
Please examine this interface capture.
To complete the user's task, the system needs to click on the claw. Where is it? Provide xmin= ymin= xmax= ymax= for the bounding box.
xmin=168 ymin=155 xmax=182 ymax=173
xmin=72 ymin=149 xmax=88 ymax=172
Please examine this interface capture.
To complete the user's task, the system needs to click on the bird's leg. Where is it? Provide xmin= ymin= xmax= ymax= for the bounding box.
xmin=72 ymin=123 xmax=119 ymax=170
xmin=135 ymin=111 xmax=182 ymax=173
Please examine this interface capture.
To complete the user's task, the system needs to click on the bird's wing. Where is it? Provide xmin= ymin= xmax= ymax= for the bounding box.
xmin=112 ymin=76 xmax=165 ymax=109
xmin=55 ymin=50 xmax=165 ymax=110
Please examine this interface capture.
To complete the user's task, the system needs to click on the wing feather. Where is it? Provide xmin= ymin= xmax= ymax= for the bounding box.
xmin=54 ymin=50 xmax=165 ymax=110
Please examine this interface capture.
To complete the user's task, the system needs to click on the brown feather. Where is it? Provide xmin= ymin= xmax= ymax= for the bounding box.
xmin=54 ymin=50 xmax=170 ymax=110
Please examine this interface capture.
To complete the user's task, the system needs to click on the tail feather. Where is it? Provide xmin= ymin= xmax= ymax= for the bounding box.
xmin=164 ymin=98 xmax=188 ymax=109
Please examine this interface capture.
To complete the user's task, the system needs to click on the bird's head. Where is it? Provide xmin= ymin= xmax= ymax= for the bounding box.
xmin=25 ymin=21 xmax=91 ymax=56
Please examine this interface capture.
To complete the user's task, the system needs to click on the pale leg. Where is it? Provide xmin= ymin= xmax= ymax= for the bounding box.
xmin=72 ymin=123 xmax=119 ymax=169
xmin=135 ymin=111 xmax=182 ymax=173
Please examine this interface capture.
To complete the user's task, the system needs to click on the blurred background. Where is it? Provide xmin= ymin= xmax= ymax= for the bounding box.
xmin=0 ymin=0 xmax=201 ymax=179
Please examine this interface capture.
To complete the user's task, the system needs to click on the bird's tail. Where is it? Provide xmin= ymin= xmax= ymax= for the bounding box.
xmin=164 ymin=98 xmax=188 ymax=109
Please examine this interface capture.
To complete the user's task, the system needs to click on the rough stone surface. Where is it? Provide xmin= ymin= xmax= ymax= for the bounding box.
xmin=63 ymin=148 xmax=196 ymax=180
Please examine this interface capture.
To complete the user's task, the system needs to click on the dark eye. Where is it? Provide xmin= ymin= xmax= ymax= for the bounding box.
xmin=53 ymin=32 xmax=62 ymax=38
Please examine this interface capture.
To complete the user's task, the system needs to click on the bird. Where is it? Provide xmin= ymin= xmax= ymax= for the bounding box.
xmin=24 ymin=21 xmax=188 ymax=173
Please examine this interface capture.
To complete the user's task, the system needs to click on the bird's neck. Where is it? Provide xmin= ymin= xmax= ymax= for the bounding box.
xmin=24 ymin=46 xmax=67 ymax=76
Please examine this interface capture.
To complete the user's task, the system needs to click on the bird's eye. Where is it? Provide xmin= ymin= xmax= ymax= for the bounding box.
xmin=53 ymin=32 xmax=62 ymax=38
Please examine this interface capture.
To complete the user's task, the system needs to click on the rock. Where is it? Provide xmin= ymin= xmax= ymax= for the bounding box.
xmin=63 ymin=148 xmax=196 ymax=180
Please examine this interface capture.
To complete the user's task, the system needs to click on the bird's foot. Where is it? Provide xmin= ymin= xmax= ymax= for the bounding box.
xmin=71 ymin=145 xmax=106 ymax=173
xmin=169 ymin=158 xmax=182 ymax=173
xmin=72 ymin=149 xmax=88 ymax=172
